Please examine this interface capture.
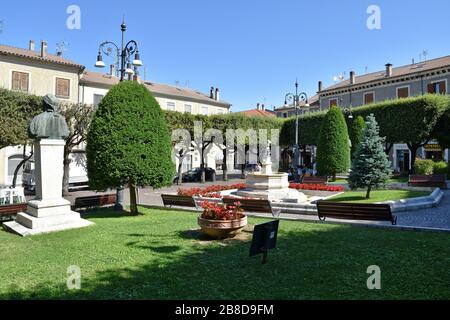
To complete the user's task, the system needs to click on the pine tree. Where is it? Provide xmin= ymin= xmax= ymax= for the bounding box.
xmin=316 ymin=107 xmax=351 ymax=180
xmin=349 ymin=116 xmax=366 ymax=159
xmin=348 ymin=114 xmax=392 ymax=199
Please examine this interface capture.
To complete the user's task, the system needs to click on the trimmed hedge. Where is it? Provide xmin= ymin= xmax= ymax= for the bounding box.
xmin=87 ymin=81 xmax=175 ymax=214
xmin=0 ymin=88 xmax=42 ymax=149
xmin=316 ymin=107 xmax=350 ymax=177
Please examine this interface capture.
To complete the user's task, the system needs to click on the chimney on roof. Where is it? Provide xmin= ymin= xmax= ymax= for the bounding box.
xmin=40 ymin=41 xmax=48 ymax=58
xmin=261 ymin=104 xmax=265 ymax=111
xmin=215 ymin=88 xmax=220 ymax=101
xmin=257 ymin=103 xmax=260 ymax=110
xmin=29 ymin=40 xmax=35 ymax=51
xmin=318 ymin=81 xmax=323 ymax=92
xmin=110 ymin=64 xmax=115 ymax=76
xmin=385 ymin=63 xmax=393 ymax=77
xmin=350 ymin=71 xmax=356 ymax=85
xmin=210 ymin=87 xmax=214 ymax=99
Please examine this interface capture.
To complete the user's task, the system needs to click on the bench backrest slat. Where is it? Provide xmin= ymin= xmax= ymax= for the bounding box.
xmin=74 ymin=194 xmax=116 ymax=208
xmin=223 ymin=198 xmax=272 ymax=213
xmin=161 ymin=194 xmax=196 ymax=208
xmin=0 ymin=203 xmax=27 ymax=216
xmin=316 ymin=201 xmax=394 ymax=223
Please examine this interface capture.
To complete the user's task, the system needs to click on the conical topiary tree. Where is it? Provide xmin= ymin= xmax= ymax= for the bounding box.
xmin=349 ymin=115 xmax=366 ymax=159
xmin=348 ymin=114 xmax=392 ymax=199
xmin=86 ymin=81 xmax=175 ymax=215
xmin=316 ymin=107 xmax=351 ymax=180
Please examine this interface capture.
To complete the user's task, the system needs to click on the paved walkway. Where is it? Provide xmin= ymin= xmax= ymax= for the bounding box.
xmin=65 ymin=180 xmax=450 ymax=232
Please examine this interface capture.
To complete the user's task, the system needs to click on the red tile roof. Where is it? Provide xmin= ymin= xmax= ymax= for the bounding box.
xmin=0 ymin=44 xmax=84 ymax=69
xmin=237 ymin=109 xmax=276 ymax=117
xmin=80 ymin=70 xmax=231 ymax=107
xmin=321 ymin=55 xmax=450 ymax=93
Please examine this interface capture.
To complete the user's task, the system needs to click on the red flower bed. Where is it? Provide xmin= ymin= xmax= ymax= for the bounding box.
xmin=289 ymin=183 xmax=344 ymax=192
xmin=200 ymin=200 xmax=245 ymax=221
xmin=178 ymin=184 xmax=247 ymax=198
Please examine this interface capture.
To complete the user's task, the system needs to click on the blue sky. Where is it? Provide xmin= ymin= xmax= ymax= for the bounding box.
xmin=1 ymin=0 xmax=449 ymax=111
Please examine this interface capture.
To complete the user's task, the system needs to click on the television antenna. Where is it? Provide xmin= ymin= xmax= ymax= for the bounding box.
xmin=56 ymin=41 xmax=69 ymax=56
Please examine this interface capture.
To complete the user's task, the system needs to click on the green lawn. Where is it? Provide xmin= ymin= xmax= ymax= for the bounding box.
xmin=327 ymin=190 xmax=430 ymax=203
xmin=0 ymin=207 xmax=448 ymax=300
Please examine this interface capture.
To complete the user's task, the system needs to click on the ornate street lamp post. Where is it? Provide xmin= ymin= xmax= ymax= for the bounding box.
xmin=94 ymin=20 xmax=143 ymax=210
xmin=284 ymin=80 xmax=309 ymax=182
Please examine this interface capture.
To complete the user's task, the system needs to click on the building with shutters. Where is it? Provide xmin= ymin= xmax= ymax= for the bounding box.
xmin=0 ymin=40 xmax=231 ymax=186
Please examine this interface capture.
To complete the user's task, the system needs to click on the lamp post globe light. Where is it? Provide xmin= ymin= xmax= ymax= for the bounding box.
xmin=95 ymin=20 xmax=143 ymax=81
xmin=94 ymin=20 xmax=143 ymax=210
xmin=284 ymin=80 xmax=309 ymax=182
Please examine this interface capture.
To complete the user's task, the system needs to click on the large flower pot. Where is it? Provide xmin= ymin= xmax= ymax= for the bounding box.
xmin=197 ymin=216 xmax=248 ymax=239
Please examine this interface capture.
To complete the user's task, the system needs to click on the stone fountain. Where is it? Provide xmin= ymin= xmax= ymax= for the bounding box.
xmin=234 ymin=143 xmax=308 ymax=203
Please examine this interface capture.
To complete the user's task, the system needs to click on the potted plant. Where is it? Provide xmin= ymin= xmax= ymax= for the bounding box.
xmin=197 ymin=200 xmax=248 ymax=239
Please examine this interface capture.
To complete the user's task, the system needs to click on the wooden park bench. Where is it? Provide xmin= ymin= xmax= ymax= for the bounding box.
xmin=223 ymin=198 xmax=281 ymax=217
xmin=161 ymin=194 xmax=197 ymax=209
xmin=408 ymin=174 xmax=447 ymax=189
xmin=0 ymin=203 xmax=27 ymax=221
xmin=316 ymin=201 xmax=397 ymax=225
xmin=72 ymin=194 xmax=117 ymax=210
xmin=302 ymin=176 xmax=328 ymax=185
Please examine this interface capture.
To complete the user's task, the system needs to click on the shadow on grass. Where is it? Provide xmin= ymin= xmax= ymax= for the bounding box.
xmin=80 ymin=208 xmax=137 ymax=219
xmin=1 ymin=219 xmax=449 ymax=300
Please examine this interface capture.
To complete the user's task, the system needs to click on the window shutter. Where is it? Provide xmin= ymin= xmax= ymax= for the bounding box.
xmin=20 ymin=73 xmax=29 ymax=92
xmin=440 ymin=81 xmax=446 ymax=94
xmin=12 ymin=72 xmax=20 ymax=90
xmin=12 ymin=72 xmax=29 ymax=92
xmin=364 ymin=93 xmax=374 ymax=104
xmin=56 ymin=78 xmax=70 ymax=98
xmin=428 ymin=83 xmax=435 ymax=94
xmin=397 ymin=87 xmax=409 ymax=98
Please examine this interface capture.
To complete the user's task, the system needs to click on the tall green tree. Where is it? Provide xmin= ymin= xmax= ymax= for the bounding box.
xmin=349 ymin=114 xmax=392 ymax=199
xmin=316 ymin=107 xmax=351 ymax=180
xmin=349 ymin=116 xmax=366 ymax=159
xmin=86 ymin=81 xmax=175 ymax=215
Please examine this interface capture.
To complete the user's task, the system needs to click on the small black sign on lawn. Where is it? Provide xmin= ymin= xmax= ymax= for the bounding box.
xmin=249 ymin=220 xmax=279 ymax=264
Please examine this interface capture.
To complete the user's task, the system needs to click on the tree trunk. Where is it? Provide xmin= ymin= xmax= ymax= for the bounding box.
xmin=129 ymin=184 xmax=138 ymax=215
xmin=366 ymin=185 xmax=372 ymax=199
xmin=241 ymin=164 xmax=246 ymax=179
xmin=222 ymin=148 xmax=228 ymax=181
xmin=407 ymin=143 xmax=420 ymax=174
xmin=62 ymin=157 xmax=71 ymax=196
xmin=385 ymin=143 xmax=393 ymax=156
xmin=177 ymin=160 xmax=183 ymax=186
xmin=201 ymin=145 xmax=206 ymax=184
xmin=332 ymin=172 xmax=337 ymax=182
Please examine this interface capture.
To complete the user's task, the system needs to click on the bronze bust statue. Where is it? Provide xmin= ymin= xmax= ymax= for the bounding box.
xmin=28 ymin=94 xmax=69 ymax=140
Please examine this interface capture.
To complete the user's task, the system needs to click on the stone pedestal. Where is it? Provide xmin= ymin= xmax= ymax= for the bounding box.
xmin=236 ymin=172 xmax=308 ymax=203
xmin=3 ymin=139 xmax=93 ymax=236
